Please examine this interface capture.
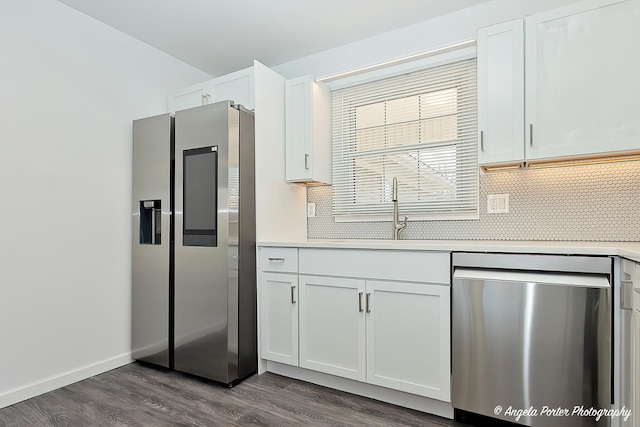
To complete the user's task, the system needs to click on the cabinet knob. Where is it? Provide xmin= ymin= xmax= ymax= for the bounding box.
xmin=358 ymin=292 xmax=363 ymax=312
xmin=529 ymin=124 xmax=534 ymax=147
xmin=365 ymin=293 xmax=371 ymax=313
xmin=480 ymin=130 xmax=484 ymax=152
xmin=304 ymin=154 xmax=309 ymax=170
xmin=291 ymin=285 xmax=296 ymax=304
xmin=267 ymin=257 xmax=285 ymax=262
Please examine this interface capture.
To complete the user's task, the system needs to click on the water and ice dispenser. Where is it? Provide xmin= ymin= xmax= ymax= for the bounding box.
xmin=139 ymin=200 xmax=161 ymax=245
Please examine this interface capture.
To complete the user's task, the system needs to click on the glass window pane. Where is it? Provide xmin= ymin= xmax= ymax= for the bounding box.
xmin=387 ymin=95 xmax=419 ymax=124
xmin=421 ymin=88 xmax=457 ymax=118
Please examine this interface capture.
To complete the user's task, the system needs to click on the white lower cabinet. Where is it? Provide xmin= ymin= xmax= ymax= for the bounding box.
xmin=297 ymin=274 xmax=450 ymax=400
xmin=366 ymin=280 xmax=450 ymax=401
xmin=259 ymin=247 xmax=451 ymax=403
xmin=260 ymin=272 xmax=299 ymax=366
xmin=298 ymin=275 xmax=366 ymax=381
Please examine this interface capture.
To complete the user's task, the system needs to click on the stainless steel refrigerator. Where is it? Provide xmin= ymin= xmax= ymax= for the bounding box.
xmin=132 ymin=101 xmax=257 ymax=385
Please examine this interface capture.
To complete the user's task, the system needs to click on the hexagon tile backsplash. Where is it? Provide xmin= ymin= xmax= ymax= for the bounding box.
xmin=307 ymin=161 xmax=640 ymax=241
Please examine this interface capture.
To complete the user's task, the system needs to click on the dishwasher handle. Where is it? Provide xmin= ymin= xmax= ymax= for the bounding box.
xmin=453 ymin=268 xmax=611 ymax=289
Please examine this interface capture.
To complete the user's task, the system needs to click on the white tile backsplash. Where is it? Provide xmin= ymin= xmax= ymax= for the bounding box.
xmin=307 ymin=161 xmax=640 ymax=241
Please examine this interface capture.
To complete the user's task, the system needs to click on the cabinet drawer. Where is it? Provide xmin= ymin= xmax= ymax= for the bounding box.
xmin=299 ymin=249 xmax=450 ymax=284
xmin=260 ymin=247 xmax=298 ymax=273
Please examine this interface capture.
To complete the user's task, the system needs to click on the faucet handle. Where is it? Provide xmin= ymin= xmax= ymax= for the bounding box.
xmin=403 ymin=216 xmax=408 ymax=225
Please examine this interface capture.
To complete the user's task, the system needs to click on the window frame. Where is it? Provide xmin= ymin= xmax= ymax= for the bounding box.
xmin=327 ymin=49 xmax=479 ymax=222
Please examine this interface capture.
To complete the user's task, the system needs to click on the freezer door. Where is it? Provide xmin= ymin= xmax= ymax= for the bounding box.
xmin=452 ymin=269 xmax=611 ymax=427
xmin=131 ymin=113 xmax=173 ymax=368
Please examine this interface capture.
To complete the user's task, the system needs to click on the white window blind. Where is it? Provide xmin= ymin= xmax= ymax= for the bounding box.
xmin=332 ymin=57 xmax=478 ymax=220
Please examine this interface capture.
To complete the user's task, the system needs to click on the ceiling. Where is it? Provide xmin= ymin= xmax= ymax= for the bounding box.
xmin=57 ymin=0 xmax=491 ymax=77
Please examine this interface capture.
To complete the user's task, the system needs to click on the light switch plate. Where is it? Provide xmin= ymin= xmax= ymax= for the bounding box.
xmin=487 ymin=194 xmax=509 ymax=213
xmin=307 ymin=202 xmax=317 ymax=218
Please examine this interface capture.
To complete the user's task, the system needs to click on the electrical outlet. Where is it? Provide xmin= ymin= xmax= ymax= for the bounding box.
xmin=307 ymin=202 xmax=316 ymax=218
xmin=487 ymin=194 xmax=509 ymax=213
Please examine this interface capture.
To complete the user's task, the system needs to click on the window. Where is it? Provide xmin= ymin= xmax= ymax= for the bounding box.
xmin=332 ymin=57 xmax=477 ymax=220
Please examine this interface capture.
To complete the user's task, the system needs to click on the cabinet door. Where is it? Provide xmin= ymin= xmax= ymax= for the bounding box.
xmin=477 ymin=19 xmax=524 ymax=168
xmin=212 ymin=67 xmax=254 ymax=110
xmin=525 ymin=0 xmax=640 ymax=162
xmin=285 ymin=76 xmax=331 ymax=184
xmin=260 ymin=272 xmax=298 ymax=366
xmin=285 ymin=77 xmax=312 ymax=182
xmin=365 ymin=281 xmax=451 ymax=401
xmin=169 ymin=86 xmax=211 ymax=113
xmin=299 ymin=275 xmax=366 ymax=381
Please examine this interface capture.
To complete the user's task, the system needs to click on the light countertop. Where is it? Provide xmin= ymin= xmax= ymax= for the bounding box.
xmin=258 ymin=239 xmax=640 ymax=263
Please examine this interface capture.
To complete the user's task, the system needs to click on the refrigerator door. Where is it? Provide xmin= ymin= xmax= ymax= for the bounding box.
xmin=174 ymin=102 xmax=239 ymax=383
xmin=132 ymin=113 xmax=173 ymax=368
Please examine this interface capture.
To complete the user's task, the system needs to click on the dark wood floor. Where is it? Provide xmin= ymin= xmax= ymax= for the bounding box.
xmin=0 ymin=362 xmax=468 ymax=426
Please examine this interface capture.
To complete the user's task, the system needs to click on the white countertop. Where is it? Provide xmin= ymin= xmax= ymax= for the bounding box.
xmin=258 ymin=239 xmax=640 ymax=263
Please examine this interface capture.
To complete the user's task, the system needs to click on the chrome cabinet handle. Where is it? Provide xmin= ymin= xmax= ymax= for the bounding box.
xmin=365 ymin=293 xmax=371 ymax=313
xmin=267 ymin=257 xmax=285 ymax=262
xmin=358 ymin=292 xmax=363 ymax=312
xmin=291 ymin=285 xmax=296 ymax=304
xmin=529 ymin=124 xmax=534 ymax=147
xmin=480 ymin=130 xmax=484 ymax=152
xmin=304 ymin=154 xmax=309 ymax=170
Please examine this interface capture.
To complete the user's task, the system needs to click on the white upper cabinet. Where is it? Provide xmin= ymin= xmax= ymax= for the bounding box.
xmin=477 ymin=19 xmax=525 ymax=168
xmin=168 ymin=84 xmax=211 ymax=113
xmin=285 ymin=75 xmax=332 ymax=185
xmin=168 ymin=67 xmax=255 ymax=113
xmin=525 ymin=0 xmax=640 ymax=162
xmin=211 ymin=67 xmax=254 ymax=111
xmin=478 ymin=0 xmax=640 ymax=167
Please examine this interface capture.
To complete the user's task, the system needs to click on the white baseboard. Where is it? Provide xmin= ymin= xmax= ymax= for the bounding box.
xmin=266 ymin=361 xmax=454 ymax=419
xmin=0 ymin=352 xmax=133 ymax=409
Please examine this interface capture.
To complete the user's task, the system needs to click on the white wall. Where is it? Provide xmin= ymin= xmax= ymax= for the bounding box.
xmin=273 ymin=0 xmax=583 ymax=79
xmin=0 ymin=0 xmax=211 ymax=408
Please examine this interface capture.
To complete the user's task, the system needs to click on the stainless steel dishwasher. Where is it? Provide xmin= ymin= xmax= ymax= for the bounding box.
xmin=452 ymin=252 xmax=612 ymax=427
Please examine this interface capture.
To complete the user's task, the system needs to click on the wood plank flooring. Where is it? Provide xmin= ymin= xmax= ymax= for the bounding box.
xmin=0 ymin=363 xmax=468 ymax=426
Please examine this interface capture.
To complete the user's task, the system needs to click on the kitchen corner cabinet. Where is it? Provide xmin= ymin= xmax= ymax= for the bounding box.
xmin=525 ymin=0 xmax=640 ymax=162
xmin=285 ymin=75 xmax=331 ymax=185
xmin=477 ymin=19 xmax=524 ymax=168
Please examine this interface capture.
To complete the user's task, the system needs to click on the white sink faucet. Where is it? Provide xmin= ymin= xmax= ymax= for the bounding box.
xmin=392 ymin=177 xmax=408 ymax=240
